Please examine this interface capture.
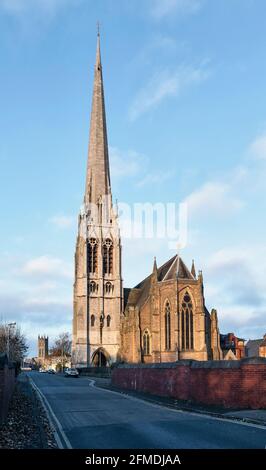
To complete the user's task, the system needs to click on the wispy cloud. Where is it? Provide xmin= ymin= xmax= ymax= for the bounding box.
xmin=18 ymin=255 xmax=73 ymax=280
xmin=150 ymin=0 xmax=204 ymax=20
xmin=184 ymin=181 xmax=244 ymax=218
xmin=137 ymin=170 xmax=174 ymax=187
xmin=110 ymin=146 xmax=173 ymax=188
xmin=0 ymin=292 xmax=71 ymax=318
xmin=0 ymin=0 xmax=80 ymax=21
xmin=216 ymin=305 xmax=266 ymax=339
xmin=204 ymin=245 xmax=266 ymax=338
xmin=180 ymin=131 xmax=266 ymax=338
xmin=249 ymin=132 xmax=266 ymax=160
xmin=0 ymin=253 xmax=73 ymax=355
xmin=49 ymin=214 xmax=74 ymax=229
xmin=110 ymin=147 xmax=148 ymax=179
xmin=182 ymin=131 xmax=266 ymax=220
xmin=129 ymin=63 xmax=211 ymax=121
xmin=0 ymin=290 xmax=72 ymax=356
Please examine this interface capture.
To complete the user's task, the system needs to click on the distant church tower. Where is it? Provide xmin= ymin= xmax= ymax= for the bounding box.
xmin=72 ymin=32 xmax=123 ymax=367
xmin=38 ymin=335 xmax=48 ymax=359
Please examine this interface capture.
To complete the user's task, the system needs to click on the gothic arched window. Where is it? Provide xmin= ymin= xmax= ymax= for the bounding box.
xmin=165 ymin=301 xmax=171 ymax=351
xmin=91 ymin=315 xmax=95 ymax=327
xmin=105 ymin=282 xmax=113 ymax=294
xmin=89 ymin=281 xmax=97 ymax=294
xmin=181 ymin=292 xmax=194 ymax=350
xmin=103 ymin=238 xmax=113 ymax=274
xmin=143 ymin=330 xmax=150 ymax=355
xmin=107 ymin=315 xmax=111 ymax=327
xmin=87 ymin=238 xmax=98 ymax=273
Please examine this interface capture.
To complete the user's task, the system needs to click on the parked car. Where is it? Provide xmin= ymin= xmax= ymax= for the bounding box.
xmin=64 ymin=368 xmax=79 ymax=378
xmin=48 ymin=369 xmax=55 ymax=374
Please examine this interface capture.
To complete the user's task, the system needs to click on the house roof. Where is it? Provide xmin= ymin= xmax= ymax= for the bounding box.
xmin=124 ymin=255 xmax=195 ymax=309
xmin=223 ymin=349 xmax=237 ymax=360
xmin=245 ymin=339 xmax=263 ymax=357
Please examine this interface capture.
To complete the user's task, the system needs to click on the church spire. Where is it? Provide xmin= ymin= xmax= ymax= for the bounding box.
xmin=85 ymin=29 xmax=111 ymax=205
xmin=153 ymin=256 xmax=158 ymax=275
xmin=191 ymin=259 xmax=196 ymax=278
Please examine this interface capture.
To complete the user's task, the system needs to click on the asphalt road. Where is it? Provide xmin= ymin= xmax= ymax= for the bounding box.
xmin=29 ymin=371 xmax=266 ymax=449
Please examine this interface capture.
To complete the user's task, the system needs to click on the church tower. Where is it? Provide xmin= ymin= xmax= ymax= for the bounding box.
xmin=72 ymin=32 xmax=123 ymax=367
xmin=38 ymin=335 xmax=48 ymax=360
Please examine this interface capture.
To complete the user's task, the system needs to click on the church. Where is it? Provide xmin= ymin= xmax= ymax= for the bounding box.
xmin=72 ymin=33 xmax=222 ymax=368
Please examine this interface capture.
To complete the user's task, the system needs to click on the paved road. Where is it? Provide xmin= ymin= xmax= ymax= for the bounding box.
xmin=29 ymin=371 xmax=266 ymax=449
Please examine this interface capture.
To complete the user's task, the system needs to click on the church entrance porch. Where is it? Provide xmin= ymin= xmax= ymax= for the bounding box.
xmin=91 ymin=348 xmax=110 ymax=367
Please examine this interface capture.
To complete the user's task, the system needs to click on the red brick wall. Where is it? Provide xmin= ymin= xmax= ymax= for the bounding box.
xmin=111 ymin=359 xmax=266 ymax=409
xmin=0 ymin=365 xmax=16 ymax=423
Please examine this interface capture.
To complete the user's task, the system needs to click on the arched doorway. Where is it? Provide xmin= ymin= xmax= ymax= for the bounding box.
xmin=91 ymin=348 xmax=110 ymax=367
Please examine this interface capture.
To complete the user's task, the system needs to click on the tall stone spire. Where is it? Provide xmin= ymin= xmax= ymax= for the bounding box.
xmin=85 ymin=30 xmax=111 ymax=205
xmin=72 ymin=30 xmax=123 ymax=368
xmin=191 ymin=259 xmax=196 ymax=278
xmin=153 ymin=256 xmax=158 ymax=274
xmin=152 ymin=256 xmax=158 ymax=283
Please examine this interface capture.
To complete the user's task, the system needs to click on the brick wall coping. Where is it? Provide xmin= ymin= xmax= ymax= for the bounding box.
xmin=114 ymin=357 xmax=266 ymax=370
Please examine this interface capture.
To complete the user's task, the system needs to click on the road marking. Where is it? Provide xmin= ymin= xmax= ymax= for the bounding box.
xmin=88 ymin=380 xmax=266 ymax=432
xmin=29 ymin=376 xmax=72 ymax=449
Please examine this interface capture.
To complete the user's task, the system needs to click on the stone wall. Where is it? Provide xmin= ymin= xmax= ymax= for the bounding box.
xmin=111 ymin=358 xmax=266 ymax=409
xmin=0 ymin=365 xmax=16 ymax=424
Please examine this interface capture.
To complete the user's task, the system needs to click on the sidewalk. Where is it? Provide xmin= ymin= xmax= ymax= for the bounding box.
xmin=224 ymin=409 xmax=266 ymax=424
xmin=0 ymin=373 xmax=58 ymax=449
xmin=90 ymin=377 xmax=266 ymax=427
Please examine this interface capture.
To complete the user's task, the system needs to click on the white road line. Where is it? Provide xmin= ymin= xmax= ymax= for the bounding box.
xmin=88 ymin=380 xmax=266 ymax=431
xmin=29 ymin=376 xmax=72 ymax=449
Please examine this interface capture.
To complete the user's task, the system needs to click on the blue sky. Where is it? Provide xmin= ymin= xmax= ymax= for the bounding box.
xmin=0 ymin=0 xmax=266 ymax=356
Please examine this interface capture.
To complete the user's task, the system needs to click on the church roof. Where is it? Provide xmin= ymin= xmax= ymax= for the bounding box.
xmin=123 ymin=287 xmax=141 ymax=308
xmin=124 ymin=255 xmax=196 ymax=309
xmin=135 ymin=254 xmax=195 ymax=289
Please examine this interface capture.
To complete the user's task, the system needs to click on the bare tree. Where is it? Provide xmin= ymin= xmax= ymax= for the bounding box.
xmin=0 ymin=323 xmax=28 ymax=362
xmin=49 ymin=332 xmax=71 ymax=372
xmin=49 ymin=332 xmax=71 ymax=357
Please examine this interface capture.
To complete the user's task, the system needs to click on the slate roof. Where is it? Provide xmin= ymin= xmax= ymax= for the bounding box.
xmin=135 ymin=255 xmax=194 ymax=288
xmin=124 ymin=255 xmax=195 ymax=309
xmin=123 ymin=288 xmax=131 ymax=308
xmin=245 ymin=339 xmax=263 ymax=357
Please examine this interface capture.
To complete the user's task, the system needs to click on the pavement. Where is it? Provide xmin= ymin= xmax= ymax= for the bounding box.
xmin=0 ymin=373 xmax=57 ymax=449
xmin=28 ymin=371 xmax=266 ymax=449
xmin=92 ymin=377 xmax=266 ymax=427
xmin=224 ymin=409 xmax=266 ymax=424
